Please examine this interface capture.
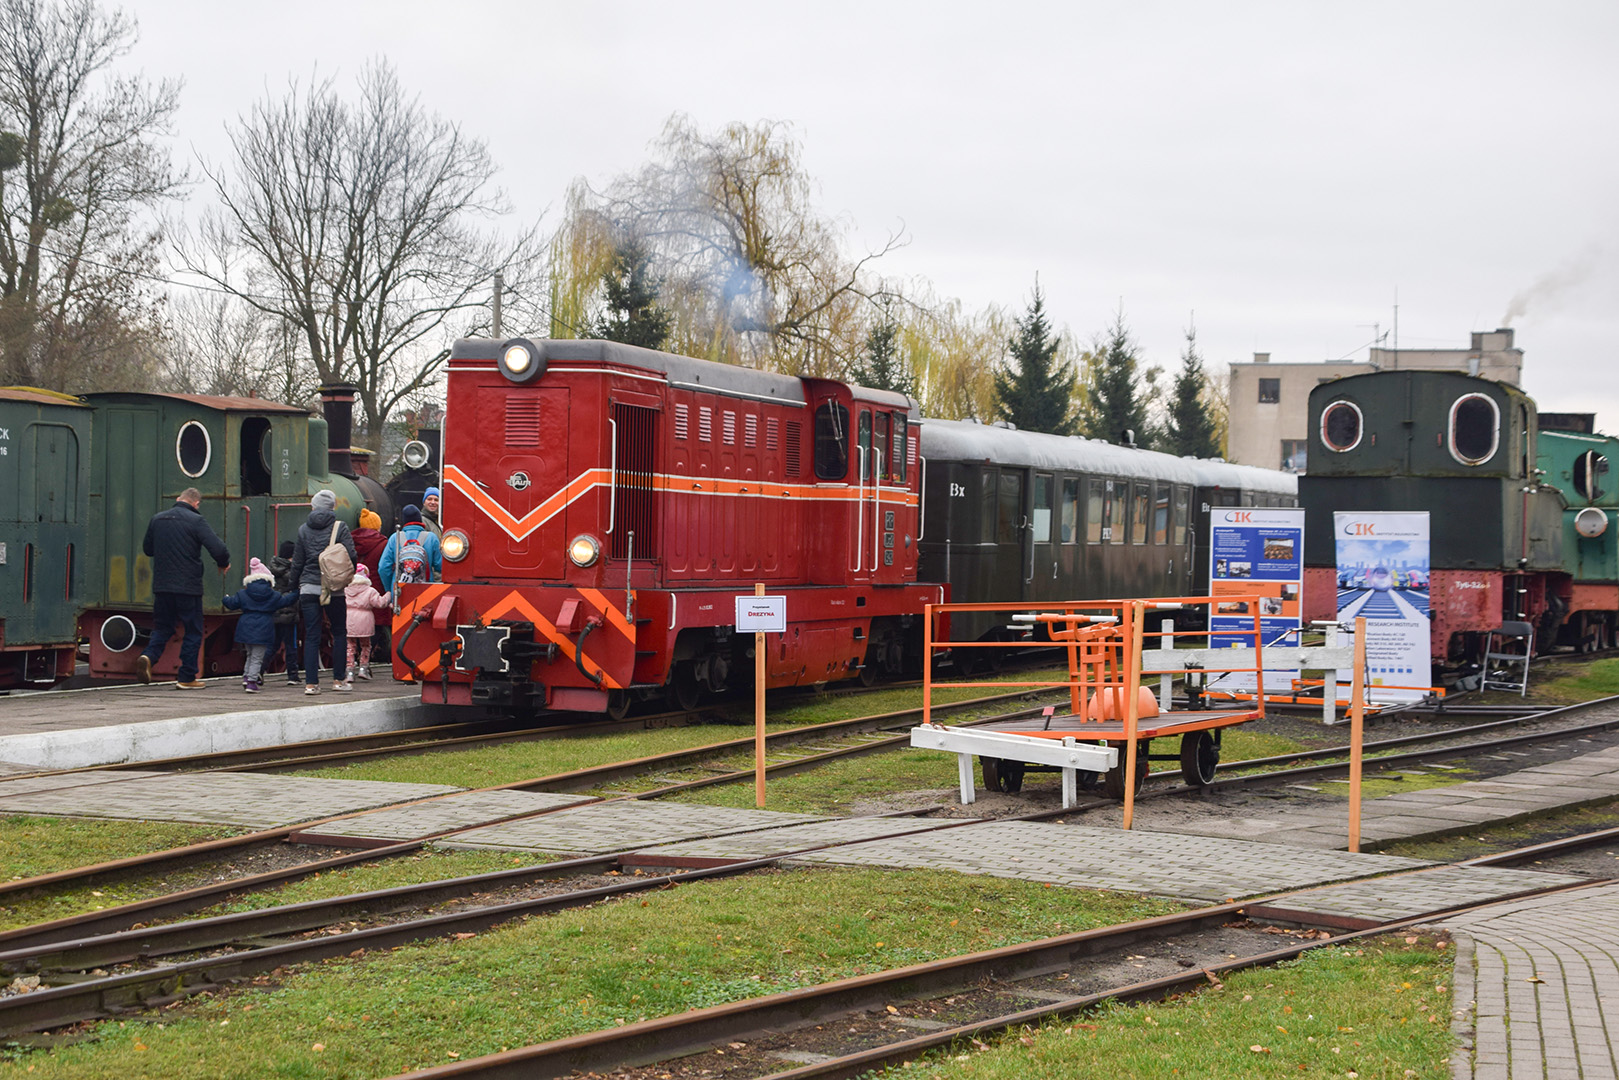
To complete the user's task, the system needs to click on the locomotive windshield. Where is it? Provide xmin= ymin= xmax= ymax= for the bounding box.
xmin=1575 ymin=450 xmax=1609 ymax=501
xmin=1449 ymin=393 xmax=1500 ymax=465
xmin=814 ymin=400 xmax=849 ymax=480
xmin=1321 ymin=400 xmax=1362 ymax=452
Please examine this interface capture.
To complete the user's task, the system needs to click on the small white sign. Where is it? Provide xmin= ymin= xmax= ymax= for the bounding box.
xmin=735 ymin=595 xmax=786 ymax=633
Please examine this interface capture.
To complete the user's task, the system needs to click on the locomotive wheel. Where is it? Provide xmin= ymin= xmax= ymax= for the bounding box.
xmin=858 ymin=659 xmax=879 ymax=687
xmin=1179 ymin=730 xmax=1219 ymax=787
xmin=1102 ymin=740 xmax=1150 ymax=800
xmin=666 ymin=664 xmax=700 ymax=712
xmin=606 ymin=690 xmax=632 ymax=721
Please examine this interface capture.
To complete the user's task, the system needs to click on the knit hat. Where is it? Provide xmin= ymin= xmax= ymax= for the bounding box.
xmin=400 ymin=504 xmax=423 ymax=525
xmin=245 ymin=557 xmax=274 ymax=585
xmin=311 ymin=489 xmax=337 ymax=514
xmin=424 ymin=486 xmax=441 ymax=500
xmin=353 ymin=562 xmax=370 ymax=578
xmin=279 ymin=540 xmax=295 ymax=558
xmin=359 ymin=508 xmax=381 ymax=531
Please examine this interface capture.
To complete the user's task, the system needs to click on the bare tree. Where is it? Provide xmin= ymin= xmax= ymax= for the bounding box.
xmin=556 ymin=115 xmax=902 ymax=377
xmin=181 ymin=61 xmax=542 ymax=450
xmin=158 ymin=290 xmax=308 ymax=402
xmin=0 ymin=0 xmax=181 ymax=389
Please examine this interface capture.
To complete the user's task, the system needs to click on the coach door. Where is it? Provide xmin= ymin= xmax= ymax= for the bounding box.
xmin=610 ymin=400 xmax=658 ymax=567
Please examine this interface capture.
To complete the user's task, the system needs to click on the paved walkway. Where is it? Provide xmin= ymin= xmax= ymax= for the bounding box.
xmin=1151 ymin=744 xmax=1619 ymax=851
xmin=1247 ymin=865 xmax=1586 ymax=928
xmin=0 ymin=771 xmax=460 ymax=828
xmin=1446 ymin=883 xmax=1619 ymax=1080
xmin=295 ymin=790 xmax=596 ymax=844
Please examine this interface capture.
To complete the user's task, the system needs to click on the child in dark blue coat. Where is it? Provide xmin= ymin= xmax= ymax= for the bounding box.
xmin=223 ymin=558 xmax=299 ymax=691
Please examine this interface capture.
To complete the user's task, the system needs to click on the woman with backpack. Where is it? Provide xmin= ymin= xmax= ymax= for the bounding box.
xmin=379 ymin=504 xmax=443 ymax=598
xmin=289 ymin=489 xmax=359 ymax=694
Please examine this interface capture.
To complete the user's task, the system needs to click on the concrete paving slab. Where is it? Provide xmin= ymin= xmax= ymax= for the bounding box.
xmin=1247 ymin=865 xmax=1585 ymax=928
xmin=783 ymin=821 xmax=1434 ymax=902
xmin=444 ymin=801 xmax=826 ymax=857
xmin=297 ymin=790 xmax=597 ymax=844
xmin=0 ymin=770 xmax=460 ymax=828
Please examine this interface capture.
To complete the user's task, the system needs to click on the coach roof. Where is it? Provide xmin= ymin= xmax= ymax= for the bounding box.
xmin=920 ymin=419 xmax=1204 ymax=484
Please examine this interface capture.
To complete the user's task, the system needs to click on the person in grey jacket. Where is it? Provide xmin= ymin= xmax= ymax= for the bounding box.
xmin=288 ymin=489 xmax=358 ymax=693
xmin=136 ymin=487 xmax=231 ymax=688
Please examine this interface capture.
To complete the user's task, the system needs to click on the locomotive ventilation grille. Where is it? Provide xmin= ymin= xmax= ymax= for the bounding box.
xmin=612 ymin=402 xmax=658 ymax=559
xmin=785 ymin=421 xmax=802 ymax=476
xmin=505 ymin=396 xmax=542 ymax=446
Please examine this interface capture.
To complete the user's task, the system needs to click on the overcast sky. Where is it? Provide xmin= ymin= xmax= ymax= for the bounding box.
xmin=127 ymin=1 xmax=1619 ymax=430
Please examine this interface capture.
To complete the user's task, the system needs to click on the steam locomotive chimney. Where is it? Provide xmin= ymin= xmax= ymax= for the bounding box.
xmin=319 ymin=384 xmax=358 ymax=477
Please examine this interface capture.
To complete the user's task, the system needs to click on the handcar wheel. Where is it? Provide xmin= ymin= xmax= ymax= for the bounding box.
xmin=606 ymin=690 xmax=631 ymax=721
xmin=1179 ymin=730 xmax=1219 ymax=787
xmin=981 ymin=757 xmax=1003 ymax=792
xmin=1102 ymin=740 xmax=1150 ymax=800
xmin=999 ymin=759 xmax=1025 ymax=794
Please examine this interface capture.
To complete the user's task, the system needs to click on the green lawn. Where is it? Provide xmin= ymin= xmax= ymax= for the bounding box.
xmin=2 ymin=868 xmax=1182 ymax=1079
xmin=878 ymin=933 xmax=1456 ymax=1079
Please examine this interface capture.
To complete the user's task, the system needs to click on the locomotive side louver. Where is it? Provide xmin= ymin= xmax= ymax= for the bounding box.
xmin=785 ymin=421 xmax=802 ymax=476
xmin=505 ymin=396 xmax=541 ymax=445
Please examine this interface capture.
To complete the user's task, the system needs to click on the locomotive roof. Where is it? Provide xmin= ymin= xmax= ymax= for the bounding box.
xmin=80 ymin=391 xmax=308 ymax=413
xmin=452 ymin=338 xmax=808 ymax=406
xmin=0 ymin=387 xmax=89 ymax=407
xmin=920 ymin=418 xmax=1296 ymax=495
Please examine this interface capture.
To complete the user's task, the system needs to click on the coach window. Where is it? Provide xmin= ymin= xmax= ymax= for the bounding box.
xmin=1061 ymin=478 xmax=1079 ymax=543
xmin=1032 ymin=474 xmax=1053 ymax=543
xmin=813 ymin=401 xmax=849 ymax=480
xmin=891 ymin=414 xmax=907 ymax=480
xmin=1086 ymin=479 xmax=1104 ymax=544
xmin=1449 ymin=393 xmax=1499 ymax=466
xmin=981 ymin=473 xmax=998 ymax=542
xmin=1107 ymin=481 xmax=1124 ymax=545
xmin=1173 ymin=485 xmax=1189 ymax=547
xmin=1131 ymin=483 xmax=1150 ymax=544
xmin=1153 ymin=484 xmax=1169 ymax=544
xmin=997 ymin=471 xmax=1024 ymax=545
xmin=873 ymin=412 xmax=889 ymax=481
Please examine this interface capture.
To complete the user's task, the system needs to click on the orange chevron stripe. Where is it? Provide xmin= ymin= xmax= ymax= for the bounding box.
xmin=482 ymin=591 xmax=623 ymax=690
xmin=443 ymin=463 xmax=612 ymax=542
xmin=392 ymin=582 xmax=451 ymax=635
xmin=577 ymin=587 xmax=635 ymax=641
xmin=445 ymin=463 xmax=917 ymax=544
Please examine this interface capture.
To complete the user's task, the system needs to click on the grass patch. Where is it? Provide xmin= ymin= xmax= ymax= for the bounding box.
xmin=1383 ymin=798 xmax=1619 ymax=861
xmin=1523 ymin=656 xmax=1619 ymax=706
xmin=666 ymin=748 xmax=964 ymax=814
xmin=5 ymin=867 xmax=1182 ymax=1079
xmin=0 ymin=816 xmax=248 ymax=931
xmin=1309 ymin=763 xmax=1474 ymax=800
xmin=1219 ymin=729 xmax=1308 ymax=762
xmin=879 ymin=932 xmax=1456 ymax=1079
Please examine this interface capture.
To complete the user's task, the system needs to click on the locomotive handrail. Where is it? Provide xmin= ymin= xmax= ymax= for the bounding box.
xmin=605 ymin=417 xmax=617 ymax=535
xmin=917 ymin=456 xmax=927 ymax=541
xmin=851 ymin=446 xmax=866 ymax=572
xmin=873 ymin=447 xmax=884 ymax=571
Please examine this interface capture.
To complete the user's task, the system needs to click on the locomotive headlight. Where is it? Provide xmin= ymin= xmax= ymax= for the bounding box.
xmin=568 ymin=534 xmax=601 ymax=567
xmin=442 ymin=529 xmax=470 ymax=562
xmin=499 ymin=337 xmax=545 ymax=382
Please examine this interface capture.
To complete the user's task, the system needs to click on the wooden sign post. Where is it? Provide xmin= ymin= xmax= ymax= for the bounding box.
xmin=1121 ymin=602 xmax=1146 ymax=831
xmin=1347 ymin=616 xmax=1368 ymax=852
xmin=736 ymin=586 xmax=785 ymax=809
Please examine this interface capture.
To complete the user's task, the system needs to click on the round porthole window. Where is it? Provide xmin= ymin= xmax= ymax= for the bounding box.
xmin=1448 ymin=394 xmax=1499 ymax=466
xmin=177 ymin=421 xmax=211 ymax=478
xmin=1320 ymin=400 xmax=1363 ymax=453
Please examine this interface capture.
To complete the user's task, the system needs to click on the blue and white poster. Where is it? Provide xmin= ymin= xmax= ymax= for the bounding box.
xmin=1208 ymin=508 xmax=1305 ymax=694
xmin=1333 ymin=511 xmax=1431 ymax=703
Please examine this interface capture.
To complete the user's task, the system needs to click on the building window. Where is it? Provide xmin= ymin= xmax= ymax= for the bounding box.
xmin=1281 ymin=439 xmax=1308 ymax=472
xmin=1257 ymin=378 xmax=1280 ymax=404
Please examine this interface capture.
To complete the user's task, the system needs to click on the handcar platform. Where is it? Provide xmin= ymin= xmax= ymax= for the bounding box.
xmin=982 ymin=707 xmax=1260 ymax=741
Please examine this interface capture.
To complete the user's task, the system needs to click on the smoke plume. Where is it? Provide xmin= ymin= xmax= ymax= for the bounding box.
xmin=1502 ymin=246 xmax=1602 ymax=326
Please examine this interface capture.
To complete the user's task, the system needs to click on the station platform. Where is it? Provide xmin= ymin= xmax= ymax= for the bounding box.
xmin=0 ymin=676 xmax=431 ymax=773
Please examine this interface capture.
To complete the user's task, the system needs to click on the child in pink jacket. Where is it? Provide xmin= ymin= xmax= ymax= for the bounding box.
xmin=343 ymin=564 xmax=392 ymax=682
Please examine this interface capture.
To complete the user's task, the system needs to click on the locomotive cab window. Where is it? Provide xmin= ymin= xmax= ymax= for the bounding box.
xmin=240 ymin=416 xmax=272 ymax=496
xmin=813 ymin=401 xmax=848 ymax=480
xmin=891 ymin=414 xmax=907 ymax=480
xmin=1449 ymin=393 xmax=1500 ymax=466
xmin=873 ymin=412 xmax=889 ymax=480
xmin=1575 ymin=450 xmax=1609 ymax=501
xmin=177 ymin=421 xmax=211 ymax=478
xmin=858 ymin=409 xmax=873 ymax=481
xmin=1320 ymin=400 xmax=1363 ymax=453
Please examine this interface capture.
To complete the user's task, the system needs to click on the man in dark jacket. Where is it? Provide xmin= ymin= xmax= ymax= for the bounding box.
xmin=137 ymin=487 xmax=231 ymax=688
xmin=289 ymin=489 xmax=358 ymax=693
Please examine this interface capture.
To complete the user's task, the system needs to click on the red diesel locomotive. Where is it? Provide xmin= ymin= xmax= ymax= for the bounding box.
xmin=392 ymin=337 xmax=943 ymax=715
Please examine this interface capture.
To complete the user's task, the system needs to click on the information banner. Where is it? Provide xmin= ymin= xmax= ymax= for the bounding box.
xmin=1207 ymin=508 xmax=1305 ymax=694
xmin=1333 ymin=511 xmax=1431 ymax=704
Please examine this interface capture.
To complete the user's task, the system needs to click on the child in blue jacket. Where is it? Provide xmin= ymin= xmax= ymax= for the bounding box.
xmin=223 ymin=558 xmax=299 ymax=691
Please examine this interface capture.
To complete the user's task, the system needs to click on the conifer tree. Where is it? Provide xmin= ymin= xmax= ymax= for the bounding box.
xmin=849 ymin=302 xmax=916 ymax=397
xmin=589 ymin=240 xmax=672 ymax=350
xmin=993 ymin=283 xmax=1076 ymax=435
xmin=1161 ymin=326 xmax=1221 ymax=457
xmin=1083 ymin=310 xmax=1150 ymax=446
